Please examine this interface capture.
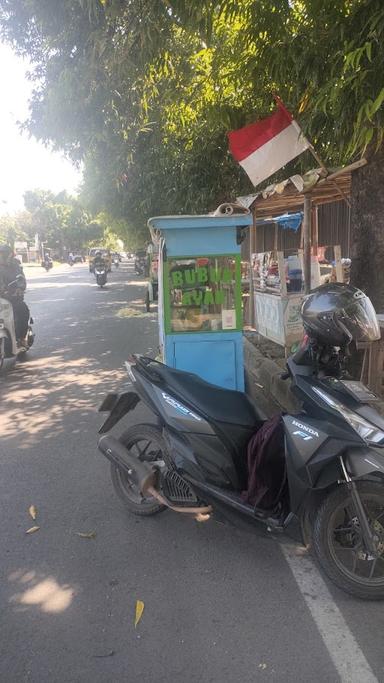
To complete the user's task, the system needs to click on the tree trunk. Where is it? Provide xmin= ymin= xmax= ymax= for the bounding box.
xmin=350 ymin=146 xmax=384 ymax=312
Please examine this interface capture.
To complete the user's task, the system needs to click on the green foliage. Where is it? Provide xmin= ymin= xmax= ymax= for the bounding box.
xmin=0 ymin=188 xmax=109 ymax=254
xmin=0 ymin=214 xmax=26 ymax=246
xmin=1 ymin=0 xmax=384 ymax=238
xmin=21 ymin=189 xmax=92 ymax=251
xmin=252 ymin=0 xmax=384 ymax=162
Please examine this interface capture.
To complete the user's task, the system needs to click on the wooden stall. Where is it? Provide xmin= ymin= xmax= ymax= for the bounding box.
xmin=238 ymin=161 xmax=366 ymax=335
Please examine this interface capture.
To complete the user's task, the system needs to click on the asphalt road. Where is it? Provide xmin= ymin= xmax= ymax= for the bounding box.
xmin=1 ymin=262 xmax=384 ymax=683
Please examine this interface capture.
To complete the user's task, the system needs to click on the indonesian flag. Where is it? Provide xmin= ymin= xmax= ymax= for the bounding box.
xmin=228 ymin=98 xmax=310 ymax=187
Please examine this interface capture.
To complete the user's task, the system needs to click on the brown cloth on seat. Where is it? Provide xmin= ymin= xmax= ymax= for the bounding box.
xmin=242 ymin=414 xmax=286 ymax=510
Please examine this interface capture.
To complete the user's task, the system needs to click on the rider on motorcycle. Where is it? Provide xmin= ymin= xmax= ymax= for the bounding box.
xmin=42 ymin=252 xmax=52 ymax=269
xmin=93 ymin=250 xmax=106 ymax=271
xmin=0 ymin=244 xmax=29 ymax=344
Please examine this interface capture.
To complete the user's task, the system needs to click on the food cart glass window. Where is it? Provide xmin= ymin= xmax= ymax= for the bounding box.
xmin=165 ymin=255 xmax=240 ymax=333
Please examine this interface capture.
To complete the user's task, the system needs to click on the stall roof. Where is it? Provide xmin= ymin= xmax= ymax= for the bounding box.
xmin=237 ymin=159 xmax=366 ymax=218
xmin=147 ymin=213 xmax=252 ymax=231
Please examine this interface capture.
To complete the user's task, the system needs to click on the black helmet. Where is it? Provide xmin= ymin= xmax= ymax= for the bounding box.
xmin=301 ymin=283 xmax=380 ymax=346
xmin=0 ymin=244 xmax=12 ymax=264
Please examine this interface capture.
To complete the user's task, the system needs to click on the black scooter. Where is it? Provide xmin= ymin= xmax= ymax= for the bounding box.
xmin=41 ymin=257 xmax=53 ymax=272
xmin=134 ymin=256 xmax=147 ymax=276
xmin=94 ymin=265 xmax=107 ymax=288
xmin=98 ymin=344 xmax=384 ymax=600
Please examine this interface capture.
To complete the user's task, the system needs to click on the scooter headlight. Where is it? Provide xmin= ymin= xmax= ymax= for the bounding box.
xmin=312 ymin=387 xmax=384 ymax=444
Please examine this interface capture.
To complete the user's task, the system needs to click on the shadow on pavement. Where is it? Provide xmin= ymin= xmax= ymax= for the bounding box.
xmin=0 ymin=351 xmax=125 ymax=448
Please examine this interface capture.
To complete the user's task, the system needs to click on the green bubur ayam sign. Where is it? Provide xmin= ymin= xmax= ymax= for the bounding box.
xmin=170 ymin=265 xmax=234 ymax=306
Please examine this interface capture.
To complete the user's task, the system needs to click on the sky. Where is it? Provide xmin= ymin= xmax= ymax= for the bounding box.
xmin=0 ymin=43 xmax=83 ymax=215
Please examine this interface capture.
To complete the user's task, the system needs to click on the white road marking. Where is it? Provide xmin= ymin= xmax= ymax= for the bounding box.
xmin=281 ymin=544 xmax=378 ymax=683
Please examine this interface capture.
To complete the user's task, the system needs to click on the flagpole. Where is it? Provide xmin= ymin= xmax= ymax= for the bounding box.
xmin=290 ymin=117 xmax=351 ymax=208
xmin=303 ymin=193 xmax=312 ymax=295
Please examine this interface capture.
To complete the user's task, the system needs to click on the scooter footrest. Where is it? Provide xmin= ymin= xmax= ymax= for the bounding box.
xmin=161 ymin=470 xmax=199 ymax=506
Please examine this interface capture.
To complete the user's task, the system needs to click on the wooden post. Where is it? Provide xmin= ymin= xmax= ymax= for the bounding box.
xmin=249 ymin=206 xmax=257 ymax=328
xmin=311 ymin=205 xmax=318 ymax=256
xmin=273 ymin=221 xmax=279 ymax=251
xmin=303 ymin=194 xmax=312 ymax=294
xmin=334 ymin=245 xmax=343 ymax=282
xmin=277 ymin=251 xmax=287 ymax=297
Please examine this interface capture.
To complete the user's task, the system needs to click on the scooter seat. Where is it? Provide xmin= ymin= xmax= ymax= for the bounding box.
xmin=147 ymin=361 xmax=264 ymax=426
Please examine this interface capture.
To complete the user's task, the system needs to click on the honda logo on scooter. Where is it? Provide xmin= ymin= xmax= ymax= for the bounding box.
xmin=292 ymin=420 xmax=319 ymax=440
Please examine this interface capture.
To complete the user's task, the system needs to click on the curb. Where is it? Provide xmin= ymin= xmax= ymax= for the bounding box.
xmin=243 ymin=337 xmax=300 ymax=414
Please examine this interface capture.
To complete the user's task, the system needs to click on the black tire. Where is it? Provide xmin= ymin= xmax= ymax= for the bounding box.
xmin=145 ymin=290 xmax=150 ymax=312
xmin=18 ymin=327 xmax=34 ymax=360
xmin=313 ymin=481 xmax=384 ymax=600
xmin=110 ymin=424 xmax=167 ymax=516
xmin=27 ymin=327 xmax=34 ymax=349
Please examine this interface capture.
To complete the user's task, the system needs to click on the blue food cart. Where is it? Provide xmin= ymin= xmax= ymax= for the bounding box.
xmin=147 ymin=212 xmax=252 ymax=391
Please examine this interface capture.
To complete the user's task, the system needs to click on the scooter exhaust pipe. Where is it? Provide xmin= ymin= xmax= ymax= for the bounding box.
xmin=98 ymin=435 xmax=212 ymax=520
xmin=98 ymin=434 xmax=156 ymax=494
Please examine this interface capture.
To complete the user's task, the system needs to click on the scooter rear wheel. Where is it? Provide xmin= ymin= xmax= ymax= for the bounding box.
xmin=313 ymin=481 xmax=384 ymax=599
xmin=110 ymin=424 xmax=167 ymax=516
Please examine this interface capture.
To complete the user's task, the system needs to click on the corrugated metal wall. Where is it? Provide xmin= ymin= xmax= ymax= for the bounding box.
xmin=318 ymin=200 xmax=351 ymax=255
xmin=241 ymin=200 xmax=351 ymax=259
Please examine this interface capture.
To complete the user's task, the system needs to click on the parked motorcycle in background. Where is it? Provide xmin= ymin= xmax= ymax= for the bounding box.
xmin=0 ymin=276 xmax=34 ymax=371
xmin=134 ymin=250 xmax=147 ymax=276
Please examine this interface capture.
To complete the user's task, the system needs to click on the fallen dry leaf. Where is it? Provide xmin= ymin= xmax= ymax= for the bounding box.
xmin=29 ymin=505 xmax=37 ymax=520
xmin=76 ymin=531 xmax=96 ymax=539
xmin=135 ymin=600 xmax=144 ymax=628
xmin=26 ymin=526 xmax=40 ymax=534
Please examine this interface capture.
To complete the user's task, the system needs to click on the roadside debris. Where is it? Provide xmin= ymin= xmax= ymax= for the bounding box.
xmin=28 ymin=505 xmax=38 ymax=520
xmin=135 ymin=600 xmax=144 ymax=628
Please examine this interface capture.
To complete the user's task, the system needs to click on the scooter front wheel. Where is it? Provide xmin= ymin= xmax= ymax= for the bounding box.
xmin=110 ymin=424 xmax=167 ymax=516
xmin=313 ymin=481 xmax=384 ymax=599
